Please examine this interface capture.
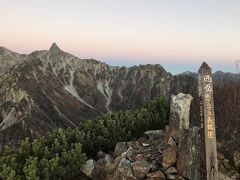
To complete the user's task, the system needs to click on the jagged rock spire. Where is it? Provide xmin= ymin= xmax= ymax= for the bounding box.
xmin=49 ymin=42 xmax=61 ymax=53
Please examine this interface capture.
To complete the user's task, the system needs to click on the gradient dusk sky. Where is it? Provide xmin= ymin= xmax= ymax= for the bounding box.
xmin=1 ymin=0 xmax=240 ymax=74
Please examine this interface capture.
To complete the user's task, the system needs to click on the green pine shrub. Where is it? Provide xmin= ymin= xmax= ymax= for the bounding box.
xmin=0 ymin=97 xmax=169 ymax=179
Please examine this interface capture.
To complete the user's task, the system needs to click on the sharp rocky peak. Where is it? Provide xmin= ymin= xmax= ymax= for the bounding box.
xmin=49 ymin=42 xmax=62 ymax=54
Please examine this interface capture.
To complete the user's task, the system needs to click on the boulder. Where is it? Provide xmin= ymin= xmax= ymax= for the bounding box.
xmin=114 ymin=142 xmax=127 ymax=156
xmin=126 ymin=147 xmax=135 ymax=161
xmin=118 ymin=157 xmax=133 ymax=175
xmin=177 ymin=126 xmax=201 ymax=180
xmin=169 ymin=93 xmax=193 ymax=139
xmin=132 ymin=160 xmax=151 ymax=179
xmin=80 ymin=159 xmax=96 ymax=178
xmin=104 ymin=154 xmax=113 ymax=165
xmin=146 ymin=171 xmax=166 ymax=180
xmin=162 ymin=145 xmax=177 ymax=169
xmin=135 ymin=154 xmax=148 ymax=161
xmin=96 ymin=154 xmax=135 ymax=180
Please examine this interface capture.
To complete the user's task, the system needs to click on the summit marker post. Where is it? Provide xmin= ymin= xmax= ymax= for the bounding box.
xmin=198 ymin=62 xmax=218 ymax=180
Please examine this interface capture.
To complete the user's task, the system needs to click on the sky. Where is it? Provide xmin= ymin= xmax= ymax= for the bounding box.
xmin=1 ymin=0 xmax=240 ymax=74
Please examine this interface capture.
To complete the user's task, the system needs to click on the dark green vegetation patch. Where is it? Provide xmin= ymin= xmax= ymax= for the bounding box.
xmin=0 ymin=98 xmax=169 ymax=179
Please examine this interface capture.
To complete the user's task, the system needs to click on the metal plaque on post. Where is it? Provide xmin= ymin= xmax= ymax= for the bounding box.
xmin=198 ymin=62 xmax=218 ymax=180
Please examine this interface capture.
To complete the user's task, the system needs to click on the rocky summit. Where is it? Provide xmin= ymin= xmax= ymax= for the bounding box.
xmin=80 ymin=93 xmax=239 ymax=180
xmin=0 ymin=44 xmax=239 ymax=177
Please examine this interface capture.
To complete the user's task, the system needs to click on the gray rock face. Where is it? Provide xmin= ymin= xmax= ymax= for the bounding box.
xmin=104 ymin=154 xmax=113 ymax=165
xmin=169 ymin=93 xmax=193 ymax=139
xmin=177 ymin=126 xmax=201 ymax=180
xmin=80 ymin=159 xmax=96 ymax=178
xmin=114 ymin=142 xmax=128 ymax=156
xmin=118 ymin=158 xmax=133 ymax=176
xmin=132 ymin=160 xmax=151 ymax=179
xmin=162 ymin=145 xmax=177 ymax=169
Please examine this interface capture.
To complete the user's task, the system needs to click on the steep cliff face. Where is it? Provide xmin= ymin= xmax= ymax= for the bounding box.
xmin=0 ymin=43 xmax=172 ymax=146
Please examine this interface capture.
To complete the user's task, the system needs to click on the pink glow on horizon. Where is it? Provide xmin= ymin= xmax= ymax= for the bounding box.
xmin=1 ymin=0 xmax=240 ymax=71
xmin=1 ymin=39 xmax=238 ymax=65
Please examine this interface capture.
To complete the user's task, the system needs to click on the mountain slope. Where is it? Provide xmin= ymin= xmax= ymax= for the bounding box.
xmin=0 ymin=43 xmax=172 ymax=147
xmin=0 ymin=46 xmax=26 ymax=76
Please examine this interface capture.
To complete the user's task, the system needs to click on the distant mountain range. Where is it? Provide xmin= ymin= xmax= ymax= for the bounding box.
xmin=0 ymin=43 xmax=239 ymax=158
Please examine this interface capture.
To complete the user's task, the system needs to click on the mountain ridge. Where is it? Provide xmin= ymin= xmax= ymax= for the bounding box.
xmin=1 ymin=43 xmax=238 ymax=76
xmin=0 ymin=44 xmax=172 ymax=148
xmin=0 ymin=44 xmax=239 ymax=164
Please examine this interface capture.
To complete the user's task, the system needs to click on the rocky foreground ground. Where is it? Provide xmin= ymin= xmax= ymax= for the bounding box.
xmin=80 ymin=93 xmax=240 ymax=180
